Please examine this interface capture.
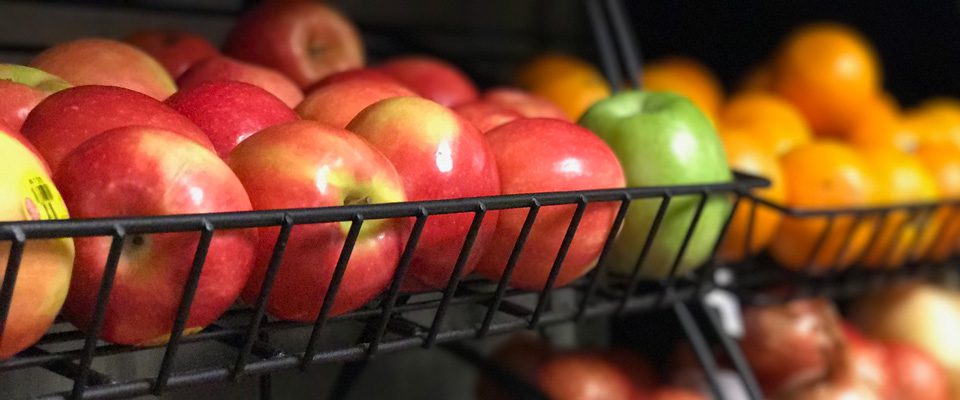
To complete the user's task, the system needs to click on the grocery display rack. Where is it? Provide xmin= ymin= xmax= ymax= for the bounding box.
xmin=2 ymin=1 xmax=960 ymax=400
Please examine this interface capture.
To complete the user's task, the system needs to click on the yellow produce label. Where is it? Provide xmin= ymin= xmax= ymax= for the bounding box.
xmin=21 ymin=173 xmax=68 ymax=221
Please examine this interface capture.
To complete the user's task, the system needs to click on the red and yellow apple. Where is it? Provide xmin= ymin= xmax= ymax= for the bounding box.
xmin=378 ymin=56 xmax=479 ymax=107
xmin=297 ymin=69 xmax=416 ymax=128
xmin=30 ymin=38 xmax=176 ymax=100
xmin=178 ymin=56 xmax=304 ymax=108
xmin=483 ymin=87 xmax=569 ymax=121
xmin=0 ymin=64 xmax=71 ymax=131
xmin=0 ymin=128 xmax=73 ymax=359
xmin=21 ymin=85 xmax=213 ymax=173
xmin=227 ymin=120 xmax=408 ymax=321
xmin=125 ymin=29 xmax=220 ymax=79
xmin=55 ymin=126 xmax=256 ymax=346
xmin=347 ymin=96 xmax=500 ymax=291
xmin=166 ymin=80 xmax=299 ymax=157
xmin=452 ymin=101 xmax=523 ymax=133
xmin=224 ymin=2 xmax=364 ymax=88
xmin=479 ymin=118 xmax=625 ymax=290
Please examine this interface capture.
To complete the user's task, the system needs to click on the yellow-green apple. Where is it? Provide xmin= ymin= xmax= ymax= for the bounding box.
xmin=21 ymin=85 xmax=213 ymax=173
xmin=224 ymin=2 xmax=364 ymax=88
xmin=378 ymin=56 xmax=479 ymax=107
xmin=579 ymin=91 xmax=732 ymax=278
xmin=165 ymin=81 xmax=298 ymax=157
xmin=0 ymin=64 xmax=71 ymax=131
xmin=483 ymin=87 xmax=570 ymax=121
xmin=30 ymin=38 xmax=176 ymax=100
xmin=0 ymin=127 xmax=73 ymax=359
xmin=296 ymin=69 xmax=416 ymax=128
xmin=227 ymin=120 xmax=407 ymax=321
xmin=478 ymin=118 xmax=625 ymax=290
xmin=347 ymin=97 xmax=500 ymax=291
xmin=452 ymin=101 xmax=522 ymax=133
xmin=124 ymin=29 xmax=220 ymax=79
xmin=178 ymin=56 xmax=304 ymax=108
xmin=54 ymin=126 xmax=256 ymax=346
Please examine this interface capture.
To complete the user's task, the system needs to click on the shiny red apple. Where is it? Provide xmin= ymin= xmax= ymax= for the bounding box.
xmin=55 ymin=126 xmax=256 ymax=345
xmin=125 ymin=29 xmax=219 ymax=79
xmin=379 ymin=56 xmax=479 ymax=106
xmin=0 ymin=64 xmax=71 ymax=131
xmin=347 ymin=96 xmax=500 ymax=291
xmin=227 ymin=120 xmax=408 ymax=321
xmin=224 ymin=2 xmax=364 ymax=88
xmin=21 ymin=85 xmax=213 ymax=173
xmin=178 ymin=56 xmax=304 ymax=108
xmin=452 ymin=101 xmax=522 ymax=133
xmin=478 ymin=118 xmax=625 ymax=290
xmin=166 ymin=80 xmax=298 ymax=157
xmin=483 ymin=87 xmax=569 ymax=121
xmin=297 ymin=69 xmax=416 ymax=128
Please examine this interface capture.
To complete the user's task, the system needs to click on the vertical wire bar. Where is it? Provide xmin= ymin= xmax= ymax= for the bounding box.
xmin=584 ymin=0 xmax=623 ymax=90
xmin=920 ymin=205 xmax=958 ymax=262
xmin=800 ymin=216 xmax=835 ymax=275
xmin=879 ymin=209 xmax=922 ymax=286
xmin=700 ymin=298 xmax=764 ymax=400
xmin=657 ymin=193 xmax=709 ymax=306
xmin=153 ymin=222 xmax=215 ymax=395
xmin=674 ymin=302 xmax=725 ymax=400
xmin=604 ymin=0 xmax=642 ymax=88
xmin=479 ymin=202 xmax=541 ymax=337
xmin=0 ymin=227 xmax=26 ymax=344
xmin=853 ymin=211 xmax=889 ymax=265
xmin=232 ymin=216 xmax=294 ymax=379
xmin=576 ymin=196 xmax=631 ymax=321
xmin=740 ymin=197 xmax=757 ymax=268
xmin=618 ymin=195 xmax=671 ymax=314
xmin=905 ymin=206 xmax=937 ymax=263
xmin=367 ymin=210 xmax=428 ymax=355
xmin=425 ymin=206 xmax=487 ymax=347
xmin=529 ymin=197 xmax=589 ymax=328
xmin=301 ymin=215 xmax=364 ymax=369
xmin=70 ymin=229 xmax=125 ymax=400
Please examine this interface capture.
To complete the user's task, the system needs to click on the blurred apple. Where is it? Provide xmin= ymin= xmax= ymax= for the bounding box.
xmin=297 ymin=69 xmax=416 ymax=128
xmin=228 ymin=120 xmax=407 ymax=321
xmin=452 ymin=101 xmax=523 ymax=133
xmin=30 ymin=38 xmax=176 ymax=100
xmin=884 ymin=341 xmax=951 ymax=400
xmin=347 ymin=96 xmax=500 ymax=290
xmin=178 ymin=56 xmax=304 ymax=108
xmin=125 ymin=29 xmax=219 ymax=79
xmin=0 ymin=64 xmax=70 ymax=131
xmin=225 ymin=2 xmax=364 ymax=88
xmin=0 ymin=127 xmax=73 ymax=359
xmin=379 ymin=56 xmax=478 ymax=106
xmin=483 ymin=87 xmax=569 ymax=121
xmin=166 ymin=81 xmax=298 ymax=157
xmin=55 ymin=126 xmax=256 ymax=345
xmin=479 ymin=118 xmax=625 ymax=290
xmin=21 ymin=85 xmax=212 ymax=173
xmin=476 ymin=332 xmax=554 ymax=400
xmin=537 ymin=352 xmax=636 ymax=400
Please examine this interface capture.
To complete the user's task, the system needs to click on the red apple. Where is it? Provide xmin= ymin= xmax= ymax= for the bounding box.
xmin=642 ymin=388 xmax=706 ymax=400
xmin=165 ymin=81 xmax=298 ymax=157
xmin=21 ymin=85 xmax=213 ymax=173
xmin=536 ymin=352 xmax=636 ymax=400
xmin=841 ymin=323 xmax=895 ymax=398
xmin=303 ymin=68 xmax=408 ymax=94
xmin=0 ymin=127 xmax=73 ymax=359
xmin=0 ymin=64 xmax=71 ymax=131
xmin=476 ymin=332 xmax=555 ymax=400
xmin=297 ymin=70 xmax=416 ymax=128
xmin=54 ymin=126 xmax=256 ymax=345
xmin=602 ymin=349 xmax=658 ymax=390
xmin=30 ymin=38 xmax=176 ymax=100
xmin=452 ymin=101 xmax=522 ymax=133
xmin=478 ymin=118 xmax=625 ymax=290
xmin=227 ymin=120 xmax=407 ymax=321
xmin=483 ymin=87 xmax=570 ymax=121
xmin=224 ymin=2 xmax=364 ymax=88
xmin=178 ymin=56 xmax=304 ymax=108
xmin=346 ymin=96 xmax=500 ymax=291
xmin=379 ymin=56 xmax=479 ymax=106
xmin=124 ymin=29 xmax=220 ymax=79
xmin=884 ymin=341 xmax=951 ymax=400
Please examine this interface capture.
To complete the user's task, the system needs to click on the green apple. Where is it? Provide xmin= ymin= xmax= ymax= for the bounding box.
xmin=579 ymin=90 xmax=732 ymax=278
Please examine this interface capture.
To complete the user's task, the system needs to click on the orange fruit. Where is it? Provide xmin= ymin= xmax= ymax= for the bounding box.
xmin=772 ymin=23 xmax=881 ymax=137
xmin=904 ymin=97 xmax=960 ymax=149
xmin=916 ymin=144 xmax=960 ymax=261
xmin=716 ymin=130 xmax=787 ymax=261
xmin=770 ymin=141 xmax=878 ymax=272
xmin=719 ymin=92 xmax=813 ymax=156
xmin=858 ymin=148 xmax=940 ymax=268
xmin=516 ymin=53 xmax=611 ymax=120
xmin=844 ymin=93 xmax=919 ymax=153
xmin=643 ymin=56 xmax=723 ymax=121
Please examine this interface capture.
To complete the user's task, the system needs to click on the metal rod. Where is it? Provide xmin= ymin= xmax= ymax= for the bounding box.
xmin=530 ymin=197 xmax=588 ymax=327
xmin=619 ymin=195 xmax=671 ymax=314
xmin=576 ymin=196 xmax=631 ymax=321
xmin=479 ymin=202 xmax=541 ymax=336
xmin=674 ymin=302 xmax=725 ymax=400
xmin=0 ymin=228 xmax=26 ymax=344
xmin=604 ymin=0 xmax=642 ymax=88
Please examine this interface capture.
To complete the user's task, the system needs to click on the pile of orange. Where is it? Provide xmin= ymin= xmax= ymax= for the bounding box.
xmin=514 ymin=53 xmax=612 ymax=121
xmin=648 ymin=23 xmax=960 ymax=271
